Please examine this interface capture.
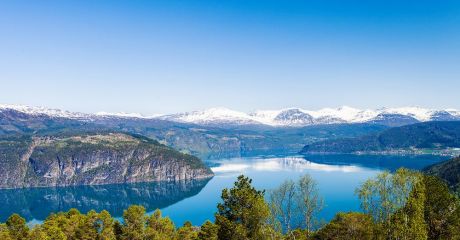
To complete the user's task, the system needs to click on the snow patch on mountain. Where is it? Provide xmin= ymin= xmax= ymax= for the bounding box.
xmin=0 ymin=104 xmax=90 ymax=119
xmin=158 ymin=107 xmax=260 ymax=125
xmin=1 ymin=104 xmax=460 ymax=127
xmin=95 ymin=112 xmax=161 ymax=119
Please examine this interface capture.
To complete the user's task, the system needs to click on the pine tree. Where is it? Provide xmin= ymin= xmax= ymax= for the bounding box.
xmin=215 ymin=175 xmax=272 ymax=240
xmin=198 ymin=220 xmax=218 ymax=240
xmin=145 ymin=209 xmax=176 ymax=239
xmin=121 ymin=205 xmax=146 ymax=240
xmin=6 ymin=214 xmax=29 ymax=240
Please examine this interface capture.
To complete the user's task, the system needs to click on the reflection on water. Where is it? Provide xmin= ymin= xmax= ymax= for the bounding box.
xmin=0 ymin=178 xmax=211 ymax=222
xmin=211 ymin=157 xmax=367 ymax=174
xmin=301 ymin=154 xmax=447 ymax=171
xmin=0 ymin=154 xmax=449 ymax=225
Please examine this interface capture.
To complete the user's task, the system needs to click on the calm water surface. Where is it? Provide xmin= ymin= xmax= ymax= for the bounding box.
xmin=0 ymin=154 xmax=448 ymax=225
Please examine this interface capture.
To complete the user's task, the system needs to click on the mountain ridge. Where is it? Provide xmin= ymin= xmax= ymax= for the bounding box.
xmin=2 ymin=104 xmax=460 ymax=127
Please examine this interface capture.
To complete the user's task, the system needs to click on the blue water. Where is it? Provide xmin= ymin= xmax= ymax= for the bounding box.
xmin=0 ymin=154 xmax=448 ymax=226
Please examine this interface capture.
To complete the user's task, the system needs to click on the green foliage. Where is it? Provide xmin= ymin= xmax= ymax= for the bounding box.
xmin=422 ymin=175 xmax=460 ymax=240
xmin=215 ymin=175 xmax=273 ymax=240
xmin=121 ymin=205 xmax=146 ymax=240
xmin=314 ymin=212 xmax=375 ymax=240
xmin=389 ymin=174 xmax=427 ymax=240
xmin=356 ymin=168 xmax=418 ymax=225
xmin=425 ymin=155 xmax=460 ymax=193
xmin=176 ymin=221 xmax=198 ymax=240
xmin=0 ymin=223 xmax=13 ymax=240
xmin=302 ymin=121 xmax=460 ymax=154
xmin=28 ymin=226 xmax=49 ymax=240
xmin=6 ymin=214 xmax=29 ymax=240
xmin=198 ymin=220 xmax=218 ymax=240
xmin=145 ymin=209 xmax=176 ymax=240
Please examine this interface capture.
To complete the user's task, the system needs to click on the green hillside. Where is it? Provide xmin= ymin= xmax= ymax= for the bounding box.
xmin=424 ymin=156 xmax=460 ymax=193
xmin=301 ymin=121 xmax=460 ymax=154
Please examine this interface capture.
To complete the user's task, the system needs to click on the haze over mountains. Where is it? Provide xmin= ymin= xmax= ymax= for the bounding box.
xmin=1 ymin=104 xmax=460 ymax=128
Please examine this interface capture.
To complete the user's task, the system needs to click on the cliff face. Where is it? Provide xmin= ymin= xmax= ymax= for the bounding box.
xmin=0 ymin=133 xmax=213 ymax=189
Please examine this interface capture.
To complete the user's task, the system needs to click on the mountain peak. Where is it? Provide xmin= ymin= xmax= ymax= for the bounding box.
xmin=2 ymin=103 xmax=460 ymax=127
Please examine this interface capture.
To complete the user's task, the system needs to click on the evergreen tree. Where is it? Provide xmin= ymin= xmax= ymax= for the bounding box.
xmin=215 ymin=175 xmax=272 ymax=240
xmin=121 ymin=205 xmax=146 ymax=240
xmin=97 ymin=210 xmax=116 ymax=240
xmin=423 ymin=175 xmax=460 ymax=240
xmin=29 ymin=226 xmax=49 ymax=240
xmin=6 ymin=214 xmax=29 ymax=240
xmin=176 ymin=221 xmax=198 ymax=240
xmin=0 ymin=223 xmax=13 ymax=240
xmin=314 ymin=212 xmax=375 ymax=240
xmin=145 ymin=209 xmax=176 ymax=240
xmin=198 ymin=220 xmax=218 ymax=240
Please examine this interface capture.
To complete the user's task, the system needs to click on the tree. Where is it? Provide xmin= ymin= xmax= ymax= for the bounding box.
xmin=121 ymin=205 xmax=146 ymax=240
xmin=6 ymin=214 xmax=29 ymax=240
xmin=0 ymin=223 xmax=13 ymax=240
xmin=423 ymin=175 xmax=460 ymax=240
xmin=97 ymin=210 xmax=116 ymax=240
xmin=197 ymin=220 xmax=218 ymax=240
xmin=314 ymin=212 xmax=375 ymax=240
xmin=29 ymin=226 xmax=49 ymax=240
xmin=176 ymin=221 xmax=198 ymax=240
xmin=268 ymin=179 xmax=296 ymax=233
xmin=215 ymin=175 xmax=272 ymax=240
xmin=145 ymin=209 xmax=176 ymax=240
xmin=296 ymin=174 xmax=324 ymax=237
xmin=389 ymin=173 xmax=427 ymax=240
xmin=356 ymin=168 xmax=419 ymax=236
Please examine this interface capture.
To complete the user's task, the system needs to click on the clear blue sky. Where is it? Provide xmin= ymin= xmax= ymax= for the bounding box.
xmin=1 ymin=0 xmax=459 ymax=114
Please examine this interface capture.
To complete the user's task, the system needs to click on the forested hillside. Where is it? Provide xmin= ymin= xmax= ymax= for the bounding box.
xmin=301 ymin=121 xmax=460 ymax=154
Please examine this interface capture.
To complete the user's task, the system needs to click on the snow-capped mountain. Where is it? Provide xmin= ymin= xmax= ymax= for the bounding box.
xmin=1 ymin=104 xmax=460 ymax=127
xmin=0 ymin=104 xmax=158 ymax=121
xmin=157 ymin=106 xmax=460 ymax=127
xmin=0 ymin=104 xmax=91 ymax=119
xmin=157 ymin=107 xmax=261 ymax=125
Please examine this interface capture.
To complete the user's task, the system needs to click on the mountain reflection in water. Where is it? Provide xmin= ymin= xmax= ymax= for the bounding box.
xmin=0 ymin=178 xmax=211 ymax=222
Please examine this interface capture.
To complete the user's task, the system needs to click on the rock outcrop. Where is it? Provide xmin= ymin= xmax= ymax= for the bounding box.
xmin=0 ymin=133 xmax=213 ymax=189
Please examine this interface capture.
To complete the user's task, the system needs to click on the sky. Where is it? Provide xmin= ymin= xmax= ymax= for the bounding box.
xmin=0 ymin=0 xmax=459 ymax=115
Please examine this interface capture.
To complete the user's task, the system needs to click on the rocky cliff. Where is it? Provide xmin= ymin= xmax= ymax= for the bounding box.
xmin=0 ymin=133 xmax=213 ymax=189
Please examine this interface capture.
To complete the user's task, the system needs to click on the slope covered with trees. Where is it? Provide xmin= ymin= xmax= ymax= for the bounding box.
xmin=301 ymin=121 xmax=460 ymax=154
xmin=424 ymin=156 xmax=460 ymax=193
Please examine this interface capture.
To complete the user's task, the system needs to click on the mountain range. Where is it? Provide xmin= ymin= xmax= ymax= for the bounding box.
xmin=2 ymin=104 xmax=460 ymax=128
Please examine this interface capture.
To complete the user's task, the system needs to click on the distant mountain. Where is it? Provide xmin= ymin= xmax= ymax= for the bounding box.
xmin=424 ymin=156 xmax=460 ymax=192
xmin=367 ymin=113 xmax=420 ymax=127
xmin=0 ymin=104 xmax=390 ymax=159
xmin=157 ymin=106 xmax=460 ymax=127
xmin=2 ymin=104 xmax=460 ymax=128
xmin=300 ymin=121 xmax=460 ymax=154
